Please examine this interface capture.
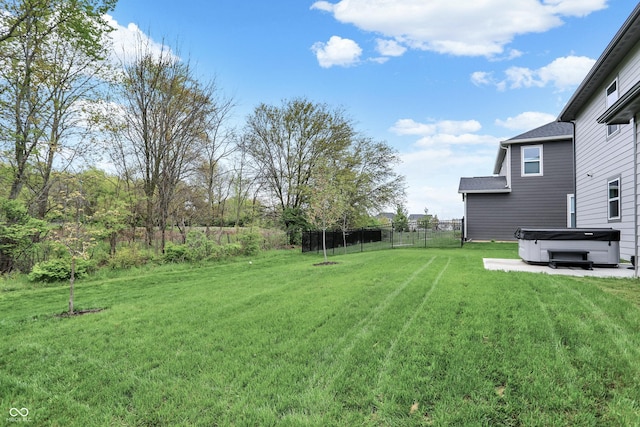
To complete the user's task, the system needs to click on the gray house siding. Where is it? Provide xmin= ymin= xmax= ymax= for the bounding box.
xmin=465 ymin=193 xmax=515 ymax=240
xmin=568 ymin=40 xmax=640 ymax=260
xmin=463 ymin=139 xmax=573 ymax=241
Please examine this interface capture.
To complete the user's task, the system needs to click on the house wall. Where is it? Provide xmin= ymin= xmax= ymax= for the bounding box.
xmin=465 ymin=140 xmax=573 ymax=241
xmin=573 ymin=42 xmax=640 ymax=261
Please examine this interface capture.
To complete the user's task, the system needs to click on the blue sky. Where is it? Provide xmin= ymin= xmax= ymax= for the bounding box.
xmin=107 ymin=0 xmax=636 ymax=219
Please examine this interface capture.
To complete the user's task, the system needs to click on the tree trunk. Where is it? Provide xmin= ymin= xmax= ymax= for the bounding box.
xmin=69 ymin=256 xmax=76 ymax=314
xmin=109 ymin=232 xmax=117 ymax=256
xmin=322 ymin=228 xmax=328 ymax=262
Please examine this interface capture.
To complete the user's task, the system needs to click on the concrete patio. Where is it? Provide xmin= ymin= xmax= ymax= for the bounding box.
xmin=483 ymin=258 xmax=637 ymax=278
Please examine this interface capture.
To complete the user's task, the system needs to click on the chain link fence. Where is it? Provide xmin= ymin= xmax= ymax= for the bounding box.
xmin=302 ymin=220 xmax=463 ymax=254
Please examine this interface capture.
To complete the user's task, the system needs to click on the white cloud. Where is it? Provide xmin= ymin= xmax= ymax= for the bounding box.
xmin=311 ymin=0 xmax=608 ymax=58
xmin=390 ymin=117 xmax=503 ymax=217
xmin=390 ymin=118 xmax=494 ymax=147
xmin=375 ymin=39 xmax=407 ymax=57
xmin=536 ymin=55 xmax=596 ymax=89
xmin=398 ymin=146 xmax=496 ymax=218
xmin=104 ymin=14 xmax=176 ymax=65
xmin=495 ymin=112 xmax=557 ymax=131
xmin=311 ymin=36 xmax=362 ymax=68
xmin=472 ymin=55 xmax=596 ymax=91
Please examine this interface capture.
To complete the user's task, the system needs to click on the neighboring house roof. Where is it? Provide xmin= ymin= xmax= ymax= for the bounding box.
xmin=559 ymin=4 xmax=640 ymax=122
xmin=505 ymin=121 xmax=573 ymax=142
xmin=458 ymin=176 xmax=510 ymax=194
xmin=493 ymin=121 xmax=573 ymax=174
xmin=408 ymin=214 xmax=426 ymax=221
xmin=377 ymin=212 xmax=395 ymax=220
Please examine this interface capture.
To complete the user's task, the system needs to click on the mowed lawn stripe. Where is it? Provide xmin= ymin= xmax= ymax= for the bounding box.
xmin=293 ymin=255 xmax=448 ymax=420
xmin=1 ymin=246 xmax=640 ymax=425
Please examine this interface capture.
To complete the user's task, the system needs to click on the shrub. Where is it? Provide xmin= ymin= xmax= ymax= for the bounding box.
xmin=224 ymin=243 xmax=243 ymax=257
xmin=238 ymin=232 xmax=262 ymax=256
xmin=185 ymin=231 xmax=216 ymax=261
xmin=107 ymin=246 xmax=154 ymax=269
xmin=28 ymin=257 xmax=95 ymax=283
xmin=164 ymin=242 xmax=188 ymax=263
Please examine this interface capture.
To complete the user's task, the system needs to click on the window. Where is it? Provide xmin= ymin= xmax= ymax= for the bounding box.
xmin=606 ymin=79 xmax=620 ymax=136
xmin=608 ymin=177 xmax=621 ymax=221
xmin=567 ymin=194 xmax=575 ymax=227
xmin=521 ymin=145 xmax=542 ymax=176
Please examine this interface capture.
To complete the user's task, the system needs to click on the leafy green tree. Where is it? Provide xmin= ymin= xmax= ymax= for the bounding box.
xmin=242 ymin=97 xmax=353 ymax=244
xmin=281 ymin=207 xmax=308 ymax=245
xmin=0 ymin=0 xmax=116 ymax=203
xmin=337 ymin=136 xmax=406 ymax=233
xmin=0 ymin=197 xmax=47 ymax=273
xmin=393 ymin=204 xmax=409 ymax=232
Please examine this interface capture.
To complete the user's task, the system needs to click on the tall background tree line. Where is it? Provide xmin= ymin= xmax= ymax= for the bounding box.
xmin=0 ymin=0 xmax=406 ymax=274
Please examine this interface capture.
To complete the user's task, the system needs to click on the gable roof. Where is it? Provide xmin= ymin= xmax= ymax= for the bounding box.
xmin=493 ymin=121 xmax=573 ymax=174
xmin=505 ymin=121 xmax=573 ymax=143
xmin=558 ymin=4 xmax=640 ymax=122
xmin=458 ymin=176 xmax=510 ymax=194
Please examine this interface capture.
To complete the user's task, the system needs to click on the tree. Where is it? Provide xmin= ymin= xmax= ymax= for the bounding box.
xmin=418 ymin=207 xmax=432 ymax=229
xmin=0 ymin=0 xmax=116 ymax=203
xmin=193 ymin=88 xmax=237 ymax=234
xmin=0 ymin=197 xmax=47 ymax=273
xmin=337 ymin=136 xmax=406 ymax=235
xmin=51 ymin=176 xmax=100 ymax=314
xmin=110 ymin=40 xmax=218 ymax=251
xmin=242 ymin=98 xmax=353 ymax=244
xmin=393 ymin=204 xmax=409 ymax=232
xmin=306 ymin=161 xmax=346 ymax=262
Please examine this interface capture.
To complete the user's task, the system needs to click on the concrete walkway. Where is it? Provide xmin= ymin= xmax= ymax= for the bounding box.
xmin=483 ymin=258 xmax=637 ymax=279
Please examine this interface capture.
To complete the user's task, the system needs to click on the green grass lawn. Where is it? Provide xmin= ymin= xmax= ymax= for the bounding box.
xmin=1 ymin=244 xmax=640 ymax=426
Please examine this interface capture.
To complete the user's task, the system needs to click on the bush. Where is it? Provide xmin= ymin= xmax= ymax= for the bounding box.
xmin=107 ymin=246 xmax=154 ymax=269
xmin=224 ymin=243 xmax=243 ymax=257
xmin=28 ymin=257 xmax=95 ymax=283
xmin=164 ymin=242 xmax=188 ymax=263
xmin=238 ymin=232 xmax=261 ymax=256
xmin=185 ymin=231 xmax=216 ymax=261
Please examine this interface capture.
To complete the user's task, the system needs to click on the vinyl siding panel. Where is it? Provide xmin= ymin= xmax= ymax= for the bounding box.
xmin=574 ymin=42 xmax=640 ymax=260
xmin=465 ymin=140 xmax=573 ymax=241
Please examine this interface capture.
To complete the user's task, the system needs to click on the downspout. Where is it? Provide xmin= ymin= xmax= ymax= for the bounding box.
xmin=462 ymin=193 xmax=468 ymax=241
xmin=634 ymin=115 xmax=638 ymax=278
xmin=571 ymin=121 xmax=576 ymax=228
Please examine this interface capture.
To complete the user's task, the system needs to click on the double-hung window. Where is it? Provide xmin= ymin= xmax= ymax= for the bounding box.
xmin=606 ymin=79 xmax=620 ymax=137
xmin=521 ymin=145 xmax=542 ymax=176
xmin=608 ymin=177 xmax=621 ymax=221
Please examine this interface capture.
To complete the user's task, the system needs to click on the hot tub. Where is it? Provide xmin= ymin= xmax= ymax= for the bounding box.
xmin=514 ymin=228 xmax=620 ymax=267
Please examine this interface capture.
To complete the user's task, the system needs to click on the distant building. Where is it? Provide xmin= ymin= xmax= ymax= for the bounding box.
xmin=458 ymin=121 xmax=574 ymax=241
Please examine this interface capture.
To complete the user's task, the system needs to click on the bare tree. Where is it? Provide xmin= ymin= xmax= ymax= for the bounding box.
xmin=307 ymin=160 xmax=347 ymax=262
xmin=193 ymin=89 xmax=237 ymax=235
xmin=111 ymin=41 xmax=219 ymax=251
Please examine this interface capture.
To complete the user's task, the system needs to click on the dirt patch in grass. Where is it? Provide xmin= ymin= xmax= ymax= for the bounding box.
xmin=56 ymin=308 xmax=106 ymax=318
xmin=313 ymin=261 xmax=339 ymax=266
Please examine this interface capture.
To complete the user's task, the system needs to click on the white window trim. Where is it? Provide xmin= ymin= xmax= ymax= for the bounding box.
xmin=521 ymin=144 xmax=543 ymax=177
xmin=606 ymin=79 xmax=620 ymax=138
xmin=607 ymin=176 xmax=621 ymax=222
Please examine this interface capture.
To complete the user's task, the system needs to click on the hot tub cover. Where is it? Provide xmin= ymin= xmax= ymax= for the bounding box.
xmin=514 ymin=228 xmax=620 ymax=242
